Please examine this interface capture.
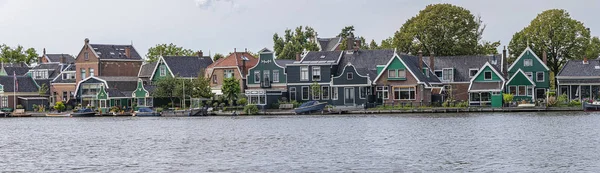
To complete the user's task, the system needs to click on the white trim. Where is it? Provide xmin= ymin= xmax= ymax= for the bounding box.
xmin=343 ymin=87 xmax=355 ymax=106
xmin=331 ymin=63 xmax=371 ymax=84
xmin=469 ymin=68 xmax=479 ymax=78
xmin=506 ymin=69 xmax=536 ymax=86
xmin=507 ymin=46 xmax=550 ymax=71
xmin=289 ymin=87 xmax=297 ymax=101
xmin=312 ymin=66 xmax=321 ymax=81
xmin=132 ymin=79 xmax=150 ymax=98
xmin=149 ymin=57 xmax=175 ymax=81
xmin=468 ymin=62 xmax=506 ymax=92
xmin=484 ymin=71 xmax=493 ymax=80
xmin=321 ymin=86 xmax=330 ymax=100
xmin=74 ymin=76 xmax=109 ymax=97
xmin=301 ymin=86 xmax=309 ymax=100
xmin=373 ymin=53 xmax=423 ymax=85
xmin=287 ymin=82 xmax=330 ymax=86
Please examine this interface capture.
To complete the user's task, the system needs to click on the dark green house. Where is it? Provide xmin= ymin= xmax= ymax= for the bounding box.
xmin=245 ymin=48 xmax=293 ymax=108
xmin=507 ymin=47 xmax=550 ymax=101
xmin=468 ymin=62 xmax=506 ymax=107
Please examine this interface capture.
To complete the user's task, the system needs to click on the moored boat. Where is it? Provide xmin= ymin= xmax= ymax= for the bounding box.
xmin=583 ymin=102 xmax=600 ymax=111
xmin=46 ymin=113 xmax=70 ymax=117
xmin=70 ymin=109 xmax=96 ymax=117
xmin=294 ymin=101 xmax=327 ymax=114
xmin=133 ymin=107 xmax=161 ymax=117
xmin=11 ymin=109 xmax=31 ymax=117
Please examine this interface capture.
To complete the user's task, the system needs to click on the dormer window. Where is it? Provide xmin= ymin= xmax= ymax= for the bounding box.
xmin=524 ymin=59 xmax=533 ymax=66
xmin=469 ymin=69 xmax=478 ymax=78
xmin=442 ymin=68 xmax=453 ymax=81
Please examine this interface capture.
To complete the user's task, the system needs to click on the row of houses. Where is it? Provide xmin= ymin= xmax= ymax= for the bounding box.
xmin=0 ymin=37 xmax=594 ymax=111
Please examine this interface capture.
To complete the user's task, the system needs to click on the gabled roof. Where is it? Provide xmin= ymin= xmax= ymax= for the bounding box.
xmin=508 ymin=47 xmax=550 ymax=71
xmin=162 ymin=56 xmax=213 ymax=78
xmin=337 ymin=49 xmax=395 ymax=82
xmin=292 ymin=51 xmax=342 ymax=65
xmin=45 ymin=54 xmax=75 ymax=64
xmin=423 ymin=54 xmax=503 ymax=82
xmin=89 ymin=44 xmax=142 ymax=60
xmin=207 ymin=52 xmax=258 ymax=78
xmin=0 ymin=76 xmax=39 ymax=92
xmin=468 ymin=62 xmax=506 ymax=92
xmin=506 ymin=69 xmax=536 ymax=86
xmin=138 ymin=62 xmax=157 ymax=78
xmin=75 ymin=76 xmax=138 ymax=97
xmin=557 ymin=60 xmax=600 ymax=78
xmin=3 ymin=66 xmax=30 ymax=76
xmin=317 ymin=37 xmax=342 ymax=51
xmin=32 ymin=63 xmax=63 ymax=79
xmin=373 ymin=52 xmax=440 ymax=86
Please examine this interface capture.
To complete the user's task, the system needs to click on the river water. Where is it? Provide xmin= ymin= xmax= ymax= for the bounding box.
xmin=1 ymin=112 xmax=600 ymax=172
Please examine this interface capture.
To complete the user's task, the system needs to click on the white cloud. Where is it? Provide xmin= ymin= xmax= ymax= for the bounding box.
xmin=195 ymin=0 xmax=235 ymax=9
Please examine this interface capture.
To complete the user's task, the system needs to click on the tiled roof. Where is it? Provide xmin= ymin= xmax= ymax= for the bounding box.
xmin=207 ymin=52 xmax=258 ymax=78
xmin=138 ymin=62 xmax=157 ymax=78
xmin=0 ymin=76 xmax=38 ymax=92
xmin=337 ymin=50 xmax=395 ymax=81
xmin=2 ymin=62 xmax=28 ymax=67
xmin=89 ymin=44 xmax=142 ymax=60
xmin=35 ymin=79 xmax=52 ymax=94
xmin=45 ymin=54 xmax=75 ymax=64
xmin=294 ymin=51 xmax=342 ymax=65
xmin=32 ymin=63 xmax=63 ymax=79
xmin=4 ymin=67 xmax=30 ymax=76
xmin=275 ymin=60 xmax=296 ymax=66
xmin=97 ymin=76 xmax=138 ymax=92
xmin=106 ymin=88 xmax=126 ymax=97
xmin=423 ymin=55 xmax=503 ymax=82
xmin=400 ymin=54 xmax=442 ymax=86
xmin=558 ymin=78 xmax=600 ymax=84
xmin=163 ymin=56 xmax=213 ymax=78
xmin=317 ymin=37 xmax=342 ymax=51
xmin=557 ymin=60 xmax=600 ymax=77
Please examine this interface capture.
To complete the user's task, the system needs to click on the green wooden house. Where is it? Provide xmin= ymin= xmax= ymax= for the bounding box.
xmin=245 ymin=48 xmax=292 ymax=108
xmin=468 ymin=62 xmax=506 ymax=107
xmin=507 ymin=47 xmax=550 ymax=101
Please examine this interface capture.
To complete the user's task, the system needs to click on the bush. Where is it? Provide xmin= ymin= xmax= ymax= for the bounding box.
xmin=503 ymin=94 xmax=514 ymax=103
xmin=16 ymin=104 xmax=23 ymax=109
xmin=243 ymin=104 xmax=259 ymax=115
xmin=213 ymin=102 xmax=219 ymax=108
xmin=206 ymin=100 xmax=213 ymax=107
xmin=547 ymin=97 xmax=557 ymax=107
xmin=569 ymin=100 xmax=581 ymax=107
xmin=456 ymin=101 xmax=469 ymax=108
xmin=236 ymin=98 xmax=248 ymax=106
xmin=548 ymin=91 xmax=556 ymax=97
xmin=32 ymin=104 xmax=39 ymax=111
xmin=219 ymin=103 xmax=226 ymax=107
xmin=110 ymin=106 xmax=120 ymax=113
xmin=557 ymin=94 xmax=568 ymax=105
xmin=156 ymin=107 xmax=164 ymax=112
xmin=54 ymin=102 xmax=66 ymax=112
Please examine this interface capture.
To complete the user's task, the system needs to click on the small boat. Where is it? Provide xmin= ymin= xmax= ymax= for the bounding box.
xmin=294 ymin=101 xmax=327 ymax=114
xmin=133 ymin=107 xmax=161 ymax=117
xmin=113 ymin=112 xmax=132 ymax=116
xmin=190 ymin=107 xmax=209 ymax=116
xmin=517 ymin=103 xmax=536 ymax=108
xmin=46 ymin=113 xmax=70 ymax=117
xmin=70 ymin=109 xmax=96 ymax=117
xmin=583 ymin=102 xmax=600 ymax=111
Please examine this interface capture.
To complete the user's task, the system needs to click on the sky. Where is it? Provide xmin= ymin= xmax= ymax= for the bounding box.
xmin=0 ymin=0 xmax=599 ymax=59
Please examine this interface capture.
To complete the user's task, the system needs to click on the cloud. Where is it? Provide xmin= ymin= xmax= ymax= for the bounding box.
xmin=195 ymin=0 xmax=235 ymax=9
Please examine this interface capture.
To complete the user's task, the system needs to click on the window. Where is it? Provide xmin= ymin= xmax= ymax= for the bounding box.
xmin=423 ymin=67 xmax=429 ymax=77
xmin=469 ymin=69 xmax=478 ymax=78
xmin=89 ymin=68 xmax=94 ymax=77
xmin=481 ymin=92 xmax=491 ymax=102
xmin=525 ymin=72 xmax=533 ymax=81
xmin=1 ymin=96 xmax=7 ymax=108
xmin=312 ymin=66 xmax=321 ymax=81
xmin=160 ymin=66 xmax=166 ymax=76
xmin=212 ymin=75 xmax=217 ymax=84
xmin=398 ymin=69 xmax=406 ymax=78
xmin=518 ymin=85 xmax=526 ymax=96
xmin=527 ymin=86 xmax=533 ymax=96
xmin=302 ymin=87 xmax=309 ymax=100
xmin=84 ymin=52 xmax=89 ymax=60
xmin=360 ymin=87 xmax=367 ymax=99
xmin=289 ymin=88 xmax=297 ymax=101
xmin=435 ymin=70 xmax=443 ymax=78
xmin=332 ymin=87 xmax=339 ymax=100
xmin=393 ymin=87 xmax=415 ymax=100
xmin=347 ymin=72 xmax=353 ymax=80
xmin=81 ymin=68 xmax=86 ymax=79
xmin=322 ymin=86 xmax=330 ymax=100
xmin=263 ymin=70 xmax=270 ymax=86
xmin=484 ymin=71 xmax=492 ymax=80
xmin=509 ymin=86 xmax=517 ymax=95
xmin=376 ymin=86 xmax=389 ymax=99
xmin=443 ymin=68 xmax=453 ymax=81
xmin=224 ymin=70 xmax=234 ymax=78
xmin=388 ymin=69 xmax=397 ymax=78
xmin=536 ymin=72 xmax=544 ymax=82
xmin=300 ymin=66 xmax=309 ymax=81
xmin=247 ymin=95 xmax=267 ymax=105
xmin=313 ymin=86 xmax=320 ymax=100
xmin=254 ymin=71 xmax=260 ymax=83
xmin=524 ymin=59 xmax=533 ymax=66
xmin=273 ymin=70 xmax=279 ymax=82
xmin=62 ymin=91 xmax=68 ymax=101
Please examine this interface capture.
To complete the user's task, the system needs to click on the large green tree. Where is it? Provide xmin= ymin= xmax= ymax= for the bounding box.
xmin=508 ymin=9 xmax=600 ymax=87
xmin=221 ymin=77 xmax=241 ymax=103
xmin=0 ymin=44 xmax=38 ymax=65
xmin=146 ymin=43 xmax=195 ymax=62
xmin=389 ymin=4 xmax=499 ymax=56
xmin=273 ymin=26 xmax=319 ymax=60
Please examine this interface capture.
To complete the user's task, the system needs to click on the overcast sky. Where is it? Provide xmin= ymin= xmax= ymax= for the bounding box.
xmin=0 ymin=0 xmax=599 ymax=59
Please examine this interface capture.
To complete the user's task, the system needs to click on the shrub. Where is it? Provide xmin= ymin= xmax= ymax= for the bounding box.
xmin=236 ymin=98 xmax=248 ymax=106
xmin=557 ymin=94 xmax=568 ymax=105
xmin=54 ymin=102 xmax=66 ymax=112
xmin=547 ymin=91 xmax=556 ymax=97
xmin=503 ymin=94 xmax=514 ymax=103
xmin=32 ymin=104 xmax=39 ymax=111
xmin=442 ymin=100 xmax=451 ymax=107
xmin=16 ymin=104 xmax=23 ymax=109
xmin=547 ymin=97 xmax=557 ymax=107
xmin=213 ymin=102 xmax=219 ymax=108
xmin=156 ymin=107 xmax=163 ymax=112
xmin=456 ymin=101 xmax=469 ymax=108
xmin=569 ymin=100 xmax=581 ymax=107
xmin=290 ymin=100 xmax=301 ymax=108
xmin=219 ymin=103 xmax=226 ymax=107
xmin=110 ymin=106 xmax=120 ymax=113
xmin=243 ymin=104 xmax=259 ymax=115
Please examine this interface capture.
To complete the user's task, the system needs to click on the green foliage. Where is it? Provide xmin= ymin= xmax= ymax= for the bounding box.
xmin=213 ymin=53 xmax=225 ymax=61
xmin=156 ymin=107 xmax=163 ymax=113
xmin=310 ymin=82 xmax=321 ymax=99
xmin=569 ymin=100 xmax=581 ymax=107
xmin=222 ymin=78 xmax=241 ymax=102
xmin=153 ymin=76 xmax=178 ymax=108
xmin=16 ymin=104 xmax=23 ymax=109
xmin=547 ymin=97 xmax=557 ymax=107
xmin=38 ymin=83 xmax=49 ymax=95
xmin=32 ymin=104 xmax=38 ymax=111
xmin=212 ymin=102 xmax=218 ymax=108
xmin=503 ymin=94 xmax=514 ymax=103
xmin=389 ymin=4 xmax=499 ymax=56
xmin=236 ymin=98 xmax=248 ymax=106
xmin=557 ymin=94 xmax=569 ymax=104
xmin=369 ymin=39 xmax=379 ymax=50
xmin=547 ymin=91 xmax=556 ymax=97
xmin=146 ymin=43 xmax=195 ymax=62
xmin=0 ymin=44 xmax=39 ymax=65
xmin=110 ymin=106 xmax=120 ymax=113
xmin=508 ymin=9 xmax=598 ymax=87
xmin=54 ymin=102 xmax=66 ymax=112
xmin=219 ymin=103 xmax=226 ymax=107
xmin=243 ymin=105 xmax=259 ymax=115
xmin=273 ymin=26 xmax=319 ymax=60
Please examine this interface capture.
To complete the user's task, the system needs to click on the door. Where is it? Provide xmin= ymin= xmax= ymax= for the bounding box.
xmin=344 ymin=87 xmax=355 ymax=105
xmin=536 ymin=88 xmax=546 ymax=101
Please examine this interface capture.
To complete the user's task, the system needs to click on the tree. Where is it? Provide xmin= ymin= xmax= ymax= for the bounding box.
xmin=38 ymin=83 xmax=48 ymax=95
xmin=0 ymin=44 xmax=38 ymax=65
xmin=54 ymin=101 xmax=66 ymax=112
xmin=508 ymin=9 xmax=599 ymax=87
xmin=369 ymin=39 xmax=379 ymax=50
xmin=222 ymin=77 xmax=241 ymax=103
xmin=390 ymin=4 xmax=499 ymax=56
xmin=152 ymin=76 xmax=178 ymax=108
xmin=272 ymin=26 xmax=319 ymax=60
xmin=337 ymin=25 xmax=355 ymax=38
xmin=213 ymin=53 xmax=225 ymax=61
xmin=310 ymin=82 xmax=321 ymax=99
xmin=146 ymin=43 xmax=195 ymax=62
xmin=188 ymin=71 xmax=214 ymax=99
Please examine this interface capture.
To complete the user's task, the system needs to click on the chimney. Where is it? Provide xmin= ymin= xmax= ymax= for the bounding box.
xmin=346 ymin=37 xmax=354 ymax=51
xmin=296 ymin=53 xmax=301 ymax=61
xmin=84 ymin=38 xmax=89 ymax=44
xmin=60 ymin=55 xmax=66 ymax=64
xmin=502 ymin=46 xmax=508 ymax=76
xmin=125 ymin=46 xmax=131 ymax=58
xmin=429 ymin=52 xmax=435 ymax=72
xmin=418 ymin=50 xmax=423 ymax=70
xmin=197 ymin=50 xmax=203 ymax=57
xmin=543 ymin=51 xmax=547 ymax=65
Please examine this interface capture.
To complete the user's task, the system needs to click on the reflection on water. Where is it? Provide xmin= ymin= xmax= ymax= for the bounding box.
xmin=1 ymin=112 xmax=600 ymax=172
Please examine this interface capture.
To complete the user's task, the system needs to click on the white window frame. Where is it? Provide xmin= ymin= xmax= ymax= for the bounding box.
xmin=331 ymin=87 xmax=338 ymax=100
xmin=300 ymin=66 xmax=309 ymax=81
xmin=393 ymin=87 xmax=416 ymax=100
xmin=376 ymin=86 xmax=389 ymax=100
xmin=1 ymin=96 xmax=7 ymax=107
xmin=423 ymin=67 xmax=429 ymax=77
xmin=347 ymin=72 xmax=353 ymax=80
xmin=525 ymin=72 xmax=533 ymax=81
xmin=524 ymin=59 xmax=533 ymax=66
xmin=254 ymin=71 xmax=260 ymax=83
xmin=301 ymin=86 xmax=309 ymax=100
xmin=469 ymin=69 xmax=478 ymax=78
xmin=289 ymin=87 xmax=297 ymax=101
xmin=160 ymin=66 xmax=166 ymax=76
xmin=273 ymin=70 xmax=279 ymax=82
xmin=81 ymin=68 xmax=86 ymax=79
xmin=312 ymin=66 xmax=321 ymax=81
xmin=442 ymin=68 xmax=453 ymax=81
xmin=509 ymin=86 xmax=517 ymax=95
xmin=322 ymin=86 xmax=330 ymax=100
xmin=388 ymin=69 xmax=397 ymax=78
xmin=263 ymin=70 xmax=270 ymax=83
xmin=398 ymin=69 xmax=406 ymax=78
xmin=536 ymin=72 xmax=544 ymax=82
xmin=359 ymin=87 xmax=366 ymax=99
xmin=224 ymin=69 xmax=234 ymax=78
xmin=526 ymin=86 xmax=533 ymax=96
xmin=518 ymin=85 xmax=526 ymax=96
xmin=484 ymin=71 xmax=492 ymax=80
xmin=312 ymin=86 xmax=320 ymax=100
xmin=89 ymin=68 xmax=94 ymax=77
